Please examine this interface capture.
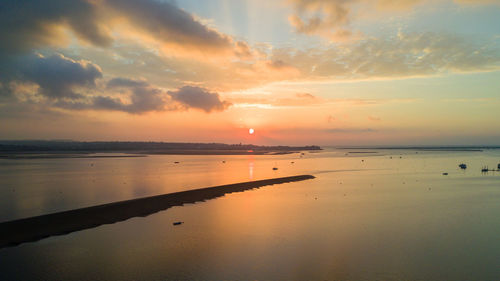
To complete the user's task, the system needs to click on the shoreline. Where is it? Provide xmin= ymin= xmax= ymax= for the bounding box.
xmin=0 ymin=175 xmax=315 ymax=249
xmin=0 ymin=150 xmax=301 ymax=159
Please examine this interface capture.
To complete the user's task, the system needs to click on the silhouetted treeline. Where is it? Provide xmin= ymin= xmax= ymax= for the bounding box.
xmin=0 ymin=140 xmax=321 ymax=153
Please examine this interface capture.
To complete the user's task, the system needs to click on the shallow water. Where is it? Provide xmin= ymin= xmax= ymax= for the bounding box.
xmin=1 ymin=148 xmax=500 ymax=280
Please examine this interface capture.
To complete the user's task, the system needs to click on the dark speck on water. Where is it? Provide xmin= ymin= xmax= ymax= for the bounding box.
xmin=173 ymin=221 xmax=183 ymax=226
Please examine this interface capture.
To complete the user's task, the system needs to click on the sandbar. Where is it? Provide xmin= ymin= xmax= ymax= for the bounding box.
xmin=0 ymin=175 xmax=315 ymax=249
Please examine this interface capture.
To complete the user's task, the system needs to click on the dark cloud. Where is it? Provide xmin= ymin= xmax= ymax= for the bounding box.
xmin=0 ymin=51 xmax=231 ymax=114
xmin=0 ymin=0 xmax=233 ymax=59
xmin=0 ymin=0 xmax=238 ymax=110
xmin=0 ymin=0 xmax=112 ymax=56
xmin=105 ymin=0 xmax=232 ymax=51
xmin=56 ymin=87 xmax=169 ymax=114
xmin=59 ymin=77 xmax=170 ymax=114
xmin=107 ymin=77 xmax=149 ymax=89
xmin=0 ymin=82 xmax=13 ymax=100
xmin=168 ymin=86 xmax=231 ymax=113
xmin=56 ymin=79 xmax=230 ymax=114
xmin=125 ymin=85 xmax=168 ymax=113
xmin=19 ymin=54 xmax=103 ymax=99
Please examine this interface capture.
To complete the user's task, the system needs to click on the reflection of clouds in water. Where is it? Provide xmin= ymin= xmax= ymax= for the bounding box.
xmin=249 ymin=161 xmax=254 ymax=180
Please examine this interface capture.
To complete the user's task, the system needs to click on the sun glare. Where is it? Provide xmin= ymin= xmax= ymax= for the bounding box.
xmin=249 ymin=128 xmax=255 ymax=135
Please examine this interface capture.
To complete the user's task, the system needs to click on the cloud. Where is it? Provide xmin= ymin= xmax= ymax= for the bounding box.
xmin=270 ymin=32 xmax=500 ymax=80
xmin=0 ymin=0 xmax=234 ymax=58
xmin=288 ymin=0 xmax=354 ymax=41
xmin=97 ymin=79 xmax=169 ymax=113
xmin=19 ymin=54 xmax=103 ymax=99
xmin=55 ymin=79 xmax=231 ymax=114
xmin=168 ymin=86 xmax=231 ymax=113
xmin=55 ymin=85 xmax=170 ymax=114
xmin=57 ymin=78 xmax=233 ymax=114
xmin=0 ymin=53 xmax=102 ymax=102
xmin=1 ymin=0 xmax=499 ymax=118
xmin=104 ymin=0 xmax=233 ymax=53
xmin=107 ymin=77 xmax=149 ymax=89
xmin=0 ymin=0 xmax=260 ymax=103
xmin=1 ymin=55 xmax=232 ymax=114
xmin=287 ymin=0 xmax=500 ymax=41
xmin=0 ymin=0 xmax=112 ymax=56
xmin=72 ymin=28 xmax=500 ymax=93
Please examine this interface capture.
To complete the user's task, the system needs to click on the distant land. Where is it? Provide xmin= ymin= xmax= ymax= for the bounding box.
xmin=337 ymin=146 xmax=500 ymax=151
xmin=0 ymin=140 xmax=321 ymax=158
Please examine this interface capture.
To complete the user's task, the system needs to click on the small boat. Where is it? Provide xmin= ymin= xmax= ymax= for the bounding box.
xmin=172 ymin=221 xmax=183 ymax=226
xmin=442 ymin=173 xmax=448 ymax=175
xmin=481 ymin=166 xmax=489 ymax=173
xmin=273 ymin=167 xmax=278 ymax=170
xmin=459 ymin=163 xmax=467 ymax=169
xmin=498 ymin=163 xmax=500 ymax=170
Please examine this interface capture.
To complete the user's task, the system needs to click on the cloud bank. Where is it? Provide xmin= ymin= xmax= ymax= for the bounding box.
xmin=0 ymin=0 xmax=499 ymax=117
xmin=57 ymin=77 xmax=231 ymax=114
xmin=270 ymin=32 xmax=500 ymax=80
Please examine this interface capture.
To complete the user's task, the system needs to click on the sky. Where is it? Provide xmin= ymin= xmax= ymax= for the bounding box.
xmin=0 ymin=0 xmax=499 ymax=146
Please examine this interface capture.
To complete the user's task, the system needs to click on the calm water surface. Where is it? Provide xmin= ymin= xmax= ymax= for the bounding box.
xmin=1 ymin=148 xmax=500 ymax=280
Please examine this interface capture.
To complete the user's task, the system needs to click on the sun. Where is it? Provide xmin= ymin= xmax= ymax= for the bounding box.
xmin=249 ymin=128 xmax=255 ymax=135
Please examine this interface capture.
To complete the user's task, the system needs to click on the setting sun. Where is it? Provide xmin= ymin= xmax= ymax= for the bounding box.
xmin=249 ymin=128 xmax=255 ymax=135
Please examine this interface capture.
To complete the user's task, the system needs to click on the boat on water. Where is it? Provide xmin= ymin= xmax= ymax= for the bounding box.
xmin=459 ymin=163 xmax=467 ymax=169
xmin=481 ymin=166 xmax=489 ymax=173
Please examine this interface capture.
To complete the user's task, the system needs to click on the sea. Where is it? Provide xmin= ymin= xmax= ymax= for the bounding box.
xmin=1 ymin=148 xmax=499 ymax=280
